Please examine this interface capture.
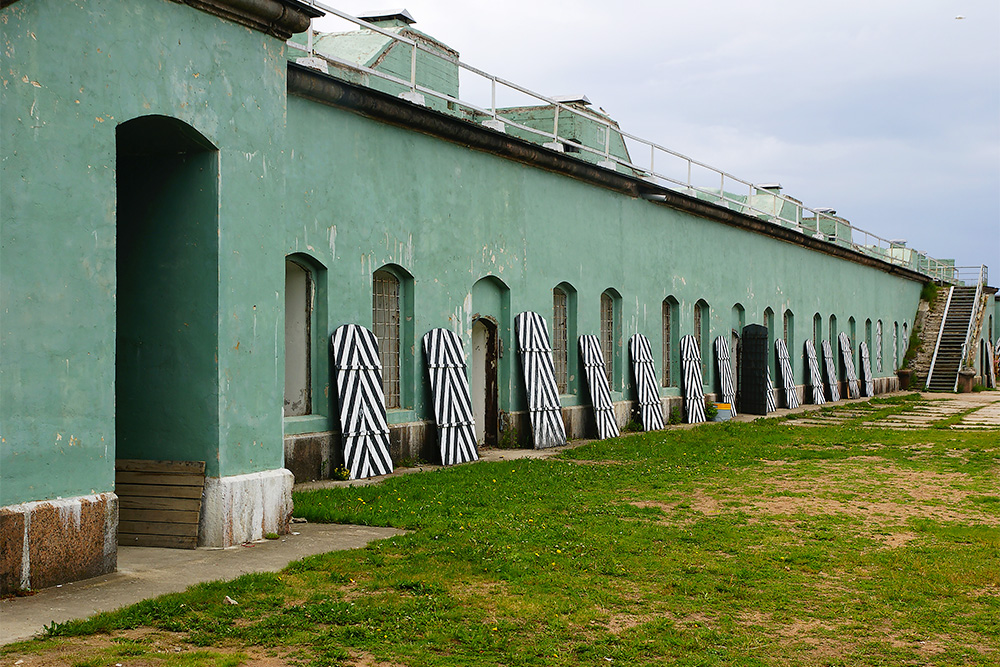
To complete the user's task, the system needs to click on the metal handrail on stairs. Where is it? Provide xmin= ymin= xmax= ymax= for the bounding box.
xmin=954 ymin=264 xmax=988 ymax=391
xmin=925 ymin=286 xmax=954 ymax=390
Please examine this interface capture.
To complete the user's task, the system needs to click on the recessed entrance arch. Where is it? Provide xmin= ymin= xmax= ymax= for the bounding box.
xmin=470 ymin=276 xmax=510 ymax=447
xmin=115 ymin=115 xmax=219 ymax=548
xmin=471 ymin=317 xmax=499 ymax=447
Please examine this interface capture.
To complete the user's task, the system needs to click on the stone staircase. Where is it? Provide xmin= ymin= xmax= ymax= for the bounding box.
xmin=908 ymin=291 xmax=947 ymax=387
xmin=926 ymin=286 xmax=978 ymax=391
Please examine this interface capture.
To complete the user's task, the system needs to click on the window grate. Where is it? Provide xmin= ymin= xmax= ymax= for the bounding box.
xmin=600 ymin=293 xmax=614 ymax=385
xmin=662 ymin=301 xmax=673 ymax=387
xmin=553 ymin=288 xmax=568 ymax=393
xmin=876 ymin=320 xmax=883 ymax=373
xmin=373 ymin=270 xmax=400 ymax=408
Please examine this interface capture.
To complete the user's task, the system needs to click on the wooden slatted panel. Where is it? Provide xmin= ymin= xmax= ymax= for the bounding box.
xmin=115 ymin=459 xmax=205 ymax=550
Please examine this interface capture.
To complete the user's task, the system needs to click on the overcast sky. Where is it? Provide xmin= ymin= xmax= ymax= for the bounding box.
xmin=314 ymin=1 xmax=1000 ymax=279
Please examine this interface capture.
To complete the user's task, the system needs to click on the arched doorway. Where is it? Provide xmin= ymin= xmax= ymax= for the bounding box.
xmin=115 ymin=116 xmax=219 ymax=548
xmin=471 ymin=317 xmax=499 ymax=447
xmin=470 ymin=276 xmax=510 ymax=447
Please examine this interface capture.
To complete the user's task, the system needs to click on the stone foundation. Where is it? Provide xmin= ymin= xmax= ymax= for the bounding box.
xmin=0 ymin=492 xmax=117 ymax=595
xmin=284 ymin=432 xmax=336 ymax=483
xmin=199 ymin=468 xmax=294 ymax=547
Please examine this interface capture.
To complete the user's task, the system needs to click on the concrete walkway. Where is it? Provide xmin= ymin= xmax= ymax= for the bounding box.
xmin=0 ymin=522 xmax=402 ymax=645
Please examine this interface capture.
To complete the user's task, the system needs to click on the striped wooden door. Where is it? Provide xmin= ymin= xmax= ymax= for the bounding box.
xmin=579 ymin=334 xmax=620 ymax=440
xmin=629 ymin=334 xmax=665 ymax=430
xmin=714 ymin=336 xmax=737 ymax=416
xmin=515 ymin=312 xmax=567 ymax=448
xmin=859 ymin=341 xmax=875 ymax=397
xmin=838 ymin=332 xmax=860 ymax=399
xmin=680 ymin=334 xmax=706 ymax=423
xmin=804 ymin=340 xmax=826 ymax=405
xmin=821 ymin=339 xmax=840 ymax=402
xmin=331 ymin=324 xmax=394 ymax=480
xmin=422 ymin=328 xmax=479 ymax=465
xmin=775 ymin=339 xmax=799 ymax=409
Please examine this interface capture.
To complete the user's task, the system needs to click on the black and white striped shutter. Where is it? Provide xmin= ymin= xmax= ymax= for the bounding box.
xmin=875 ymin=320 xmax=883 ymax=374
xmin=579 ymin=335 xmax=620 ymax=440
xmin=331 ymin=324 xmax=394 ymax=480
xmin=515 ymin=312 xmax=567 ymax=449
xmin=714 ymin=336 xmax=738 ymax=416
xmin=765 ymin=364 xmax=777 ymax=414
xmin=422 ymin=328 xmax=479 ymax=466
xmin=839 ymin=332 xmax=860 ymax=399
xmin=804 ymin=340 xmax=826 ymax=405
xmin=821 ymin=339 xmax=840 ymax=402
xmin=680 ymin=334 xmax=706 ymax=423
xmin=859 ymin=341 xmax=875 ymax=397
xmin=629 ymin=334 xmax=664 ymax=431
xmin=774 ymin=339 xmax=800 ymax=409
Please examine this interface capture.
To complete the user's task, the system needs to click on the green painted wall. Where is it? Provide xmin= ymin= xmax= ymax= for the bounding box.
xmin=282 ymin=92 xmax=922 ymax=435
xmin=1 ymin=0 xmax=288 ymax=506
xmin=1 ymin=0 xmax=927 ymax=510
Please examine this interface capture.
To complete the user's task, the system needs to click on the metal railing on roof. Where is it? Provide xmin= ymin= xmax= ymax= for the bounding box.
xmin=289 ymin=3 xmax=977 ymax=284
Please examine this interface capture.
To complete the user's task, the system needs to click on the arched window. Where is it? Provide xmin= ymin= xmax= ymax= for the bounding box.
xmin=731 ymin=303 xmax=745 ymax=380
xmin=765 ymin=307 xmax=775 ymax=378
xmin=284 ymin=259 xmax=313 ymax=417
xmin=600 ymin=290 xmax=621 ymax=387
xmin=876 ymin=320 xmax=883 ymax=373
xmin=783 ymin=309 xmax=794 ymax=375
xmin=695 ymin=299 xmax=710 ymax=384
xmin=893 ymin=321 xmax=899 ymax=369
xmin=813 ymin=313 xmax=822 ymax=352
xmin=662 ymin=296 xmax=679 ymax=387
xmin=373 ymin=265 xmax=414 ymax=409
xmin=848 ymin=317 xmax=858 ymax=376
xmin=902 ymin=321 xmax=908 ymax=362
xmin=865 ymin=318 xmax=873 ymax=369
xmin=553 ymin=283 xmax=577 ymax=394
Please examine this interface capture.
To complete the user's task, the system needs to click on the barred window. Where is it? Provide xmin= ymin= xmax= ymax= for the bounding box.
xmin=373 ymin=270 xmax=400 ymax=408
xmin=662 ymin=300 xmax=673 ymax=387
xmin=783 ymin=309 xmax=794 ymax=374
xmin=876 ymin=320 xmax=883 ymax=373
xmin=553 ymin=287 xmax=568 ymax=393
xmin=893 ymin=321 xmax=899 ymax=369
xmin=600 ymin=292 xmax=615 ymax=385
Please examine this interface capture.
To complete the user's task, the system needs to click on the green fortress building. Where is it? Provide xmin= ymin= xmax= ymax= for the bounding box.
xmin=2 ymin=0 xmax=995 ymax=593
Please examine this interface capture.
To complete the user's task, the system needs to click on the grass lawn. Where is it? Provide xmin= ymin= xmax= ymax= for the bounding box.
xmin=5 ymin=395 xmax=998 ymax=666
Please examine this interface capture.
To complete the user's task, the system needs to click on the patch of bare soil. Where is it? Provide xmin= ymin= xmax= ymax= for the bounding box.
xmin=349 ymin=651 xmax=407 ymax=667
xmin=687 ymin=457 xmax=998 ymax=534
xmin=605 ymin=612 xmax=653 ymax=634
xmin=2 ymin=629 xmax=295 ymax=667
